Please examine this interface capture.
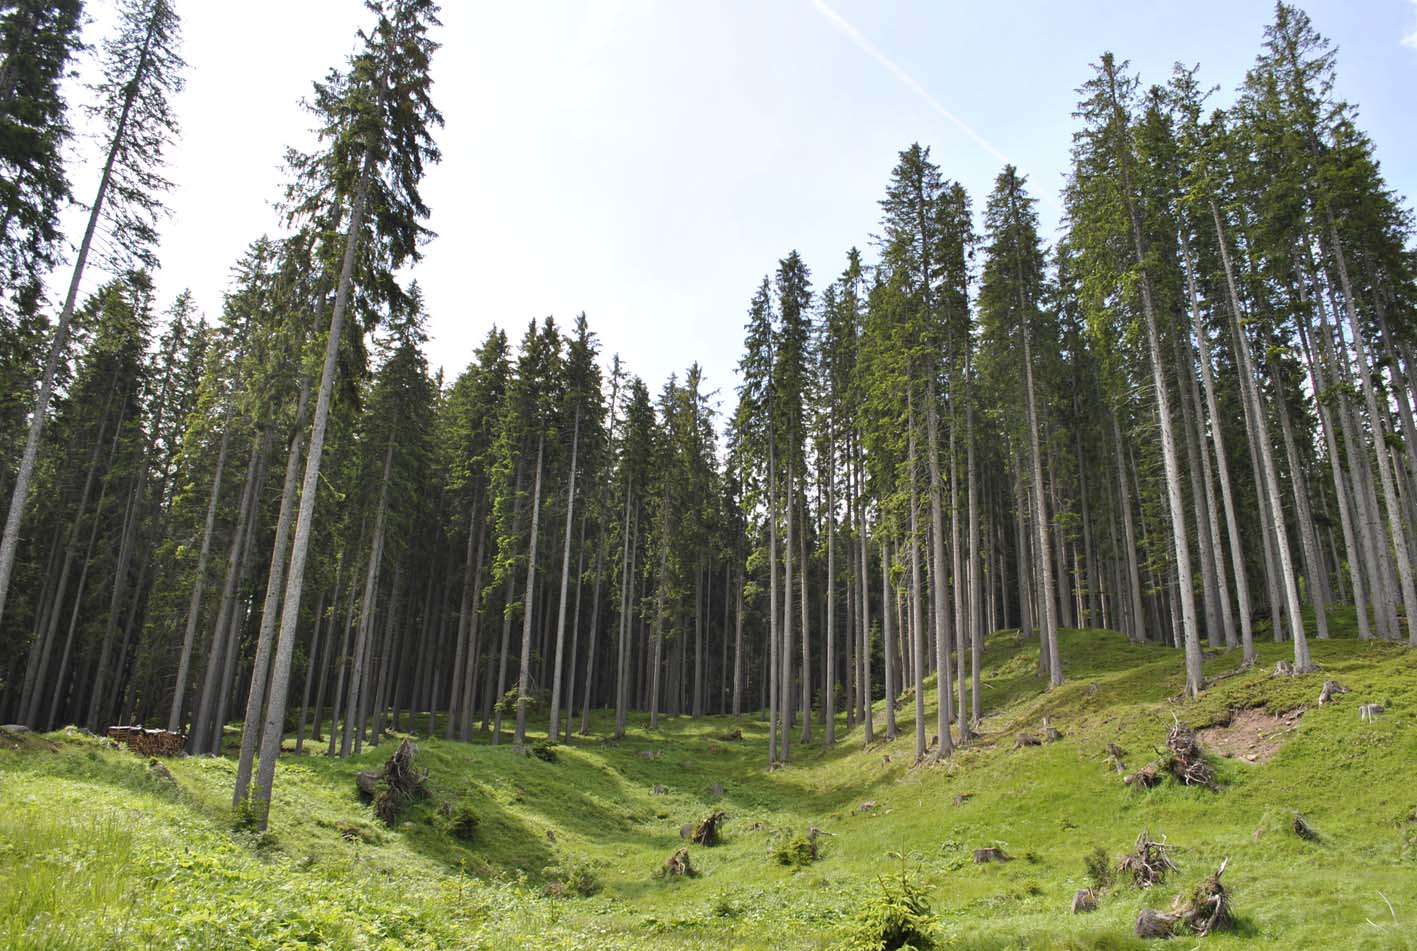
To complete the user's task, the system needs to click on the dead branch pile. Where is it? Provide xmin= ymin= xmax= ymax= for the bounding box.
xmin=691 ymin=808 xmax=726 ymax=846
xmin=355 ymin=738 xmax=427 ymax=826
xmin=1137 ymin=859 xmax=1234 ymax=939
xmin=1163 ymin=724 xmax=1214 ymax=789
xmin=1118 ymin=830 xmax=1178 ymax=888
xmin=1181 ymin=859 xmax=1232 ymax=936
xmin=663 ymin=846 xmax=697 ymax=877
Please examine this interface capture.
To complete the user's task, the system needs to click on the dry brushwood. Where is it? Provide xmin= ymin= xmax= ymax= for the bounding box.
xmin=355 ymin=738 xmax=428 ymax=826
xmin=1163 ymin=724 xmax=1214 ymax=789
xmin=663 ymin=846 xmax=697 ymax=877
xmin=1318 ymin=680 xmax=1349 ymax=706
xmin=1118 ymin=830 xmax=1178 ymax=888
xmin=1124 ymin=763 xmax=1162 ymax=789
xmin=691 ymin=809 xmax=726 ymax=846
xmin=1013 ymin=733 xmax=1042 ymax=750
xmin=1071 ymin=888 xmax=1098 ymax=914
xmin=973 ymin=847 xmax=1011 ymax=863
xmin=1179 ymin=858 xmax=1232 ymax=936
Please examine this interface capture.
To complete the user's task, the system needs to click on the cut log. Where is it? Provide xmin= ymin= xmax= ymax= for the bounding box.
xmin=1134 ymin=907 xmax=1180 ymax=939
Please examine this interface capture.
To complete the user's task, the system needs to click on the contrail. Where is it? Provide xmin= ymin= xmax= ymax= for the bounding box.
xmin=810 ymin=0 xmax=1011 ymax=166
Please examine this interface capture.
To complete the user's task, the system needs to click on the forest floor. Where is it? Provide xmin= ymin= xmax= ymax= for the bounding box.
xmin=3 ymin=620 xmax=1416 ymax=950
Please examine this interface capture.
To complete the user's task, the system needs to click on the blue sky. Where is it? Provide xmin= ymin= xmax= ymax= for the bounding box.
xmin=65 ymin=1 xmax=1417 ymax=416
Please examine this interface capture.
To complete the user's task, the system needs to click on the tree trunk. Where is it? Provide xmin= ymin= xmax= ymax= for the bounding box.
xmin=548 ymin=411 xmax=580 ymax=738
xmin=907 ymin=395 xmax=926 ymax=763
xmin=167 ymin=421 xmax=231 ymax=732
xmin=513 ymin=434 xmax=545 ymax=746
xmin=251 ymin=157 xmax=373 ymax=828
xmin=1211 ymin=198 xmax=1311 ymax=670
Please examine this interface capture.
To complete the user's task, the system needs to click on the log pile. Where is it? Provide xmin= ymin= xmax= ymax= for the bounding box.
xmin=107 ymin=725 xmax=186 ymax=757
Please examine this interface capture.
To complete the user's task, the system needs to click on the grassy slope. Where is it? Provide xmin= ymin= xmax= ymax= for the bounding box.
xmin=2 ymin=622 xmax=1415 ymax=950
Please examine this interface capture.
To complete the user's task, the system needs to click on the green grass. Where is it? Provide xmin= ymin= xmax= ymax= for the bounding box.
xmin=3 ymin=623 xmax=1415 ymax=949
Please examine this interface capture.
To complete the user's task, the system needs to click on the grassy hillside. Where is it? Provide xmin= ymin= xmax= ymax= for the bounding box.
xmin=3 ymin=625 xmax=1415 ymax=950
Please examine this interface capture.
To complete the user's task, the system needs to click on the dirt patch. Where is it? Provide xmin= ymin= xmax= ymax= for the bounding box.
xmin=1198 ymin=707 xmax=1302 ymax=763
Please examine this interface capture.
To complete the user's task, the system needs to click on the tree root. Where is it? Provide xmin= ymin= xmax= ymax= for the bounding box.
xmin=1118 ymin=830 xmax=1177 ymax=888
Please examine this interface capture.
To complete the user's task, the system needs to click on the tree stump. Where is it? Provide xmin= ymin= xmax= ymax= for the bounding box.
xmin=1317 ymin=680 xmax=1348 ymax=706
xmin=1071 ymin=888 xmax=1098 ymax=914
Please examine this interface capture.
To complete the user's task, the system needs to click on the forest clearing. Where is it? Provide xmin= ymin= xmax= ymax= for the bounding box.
xmin=2 ymin=1 xmax=1415 ymax=947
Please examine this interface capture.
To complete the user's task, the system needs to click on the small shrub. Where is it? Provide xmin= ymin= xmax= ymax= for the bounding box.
xmin=772 ymin=830 xmax=820 ymax=867
xmin=449 ymin=805 xmax=480 ymax=842
xmin=231 ymin=795 xmax=262 ymax=832
xmin=843 ymin=854 xmax=936 ymax=951
xmin=711 ymin=893 xmax=741 ymax=918
xmin=1084 ymin=845 xmax=1113 ymax=890
xmin=542 ymin=854 xmax=601 ymax=897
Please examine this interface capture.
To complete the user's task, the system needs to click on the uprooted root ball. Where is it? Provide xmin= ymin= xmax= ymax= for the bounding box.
xmin=1118 ymin=830 xmax=1177 ymax=888
xmin=355 ymin=738 xmax=428 ymax=826
xmin=692 ymin=809 xmax=727 ymax=846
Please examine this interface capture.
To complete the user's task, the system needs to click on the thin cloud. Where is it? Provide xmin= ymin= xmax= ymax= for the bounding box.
xmin=1405 ymin=0 xmax=1417 ymax=49
xmin=809 ymin=0 xmax=1011 ymax=165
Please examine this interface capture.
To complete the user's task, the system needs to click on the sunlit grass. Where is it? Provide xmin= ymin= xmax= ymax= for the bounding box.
xmin=2 ymin=615 xmax=1414 ymax=948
